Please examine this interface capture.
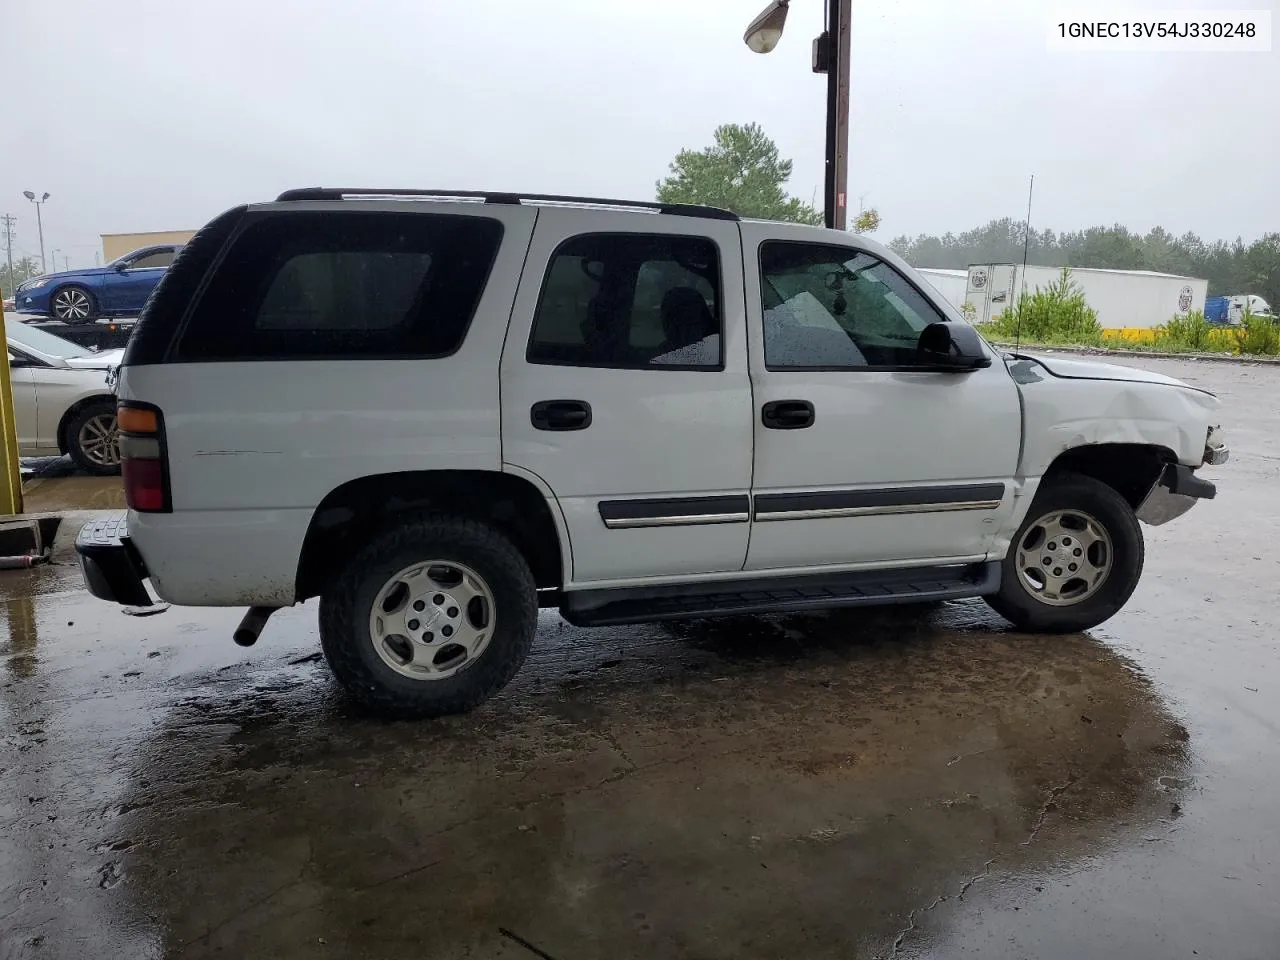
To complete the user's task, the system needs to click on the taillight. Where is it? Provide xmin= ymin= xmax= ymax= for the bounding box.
xmin=118 ymin=402 xmax=171 ymax=513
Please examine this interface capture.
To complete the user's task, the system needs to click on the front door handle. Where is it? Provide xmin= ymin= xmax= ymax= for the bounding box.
xmin=531 ymin=399 xmax=593 ymax=432
xmin=761 ymin=400 xmax=815 ymax=430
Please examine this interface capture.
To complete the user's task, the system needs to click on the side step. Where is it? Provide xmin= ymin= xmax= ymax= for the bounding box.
xmin=560 ymin=562 xmax=1000 ymax=627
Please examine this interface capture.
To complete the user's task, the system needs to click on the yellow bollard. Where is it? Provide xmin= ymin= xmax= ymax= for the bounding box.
xmin=0 ymin=298 xmax=24 ymax=515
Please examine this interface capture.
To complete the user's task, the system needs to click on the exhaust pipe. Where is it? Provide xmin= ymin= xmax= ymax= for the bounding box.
xmin=233 ymin=606 xmax=279 ymax=647
xmin=0 ymin=553 xmax=46 ymax=569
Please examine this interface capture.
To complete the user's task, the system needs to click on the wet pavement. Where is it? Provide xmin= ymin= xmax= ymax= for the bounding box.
xmin=20 ymin=456 xmax=125 ymax=514
xmin=2 ymin=355 xmax=1278 ymax=959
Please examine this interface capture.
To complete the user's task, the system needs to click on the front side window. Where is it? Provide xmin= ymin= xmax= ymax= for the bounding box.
xmin=128 ymin=249 xmax=177 ymax=269
xmin=177 ymin=212 xmax=503 ymax=360
xmin=527 ymin=233 xmax=722 ymax=370
xmin=759 ymin=241 xmax=944 ymax=369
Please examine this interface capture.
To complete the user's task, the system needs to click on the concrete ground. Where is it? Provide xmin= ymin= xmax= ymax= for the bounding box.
xmin=1 ymin=355 xmax=1277 ymax=959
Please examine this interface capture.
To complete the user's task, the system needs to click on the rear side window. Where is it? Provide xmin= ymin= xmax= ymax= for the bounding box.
xmin=176 ymin=211 xmax=503 ymax=360
xmin=527 ymin=233 xmax=722 ymax=370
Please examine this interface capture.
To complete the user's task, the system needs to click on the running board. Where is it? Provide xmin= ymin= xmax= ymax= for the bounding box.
xmin=560 ymin=562 xmax=1000 ymax=627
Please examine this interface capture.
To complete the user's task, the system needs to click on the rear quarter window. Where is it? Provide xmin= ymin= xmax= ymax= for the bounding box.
xmin=175 ymin=211 xmax=504 ymax=360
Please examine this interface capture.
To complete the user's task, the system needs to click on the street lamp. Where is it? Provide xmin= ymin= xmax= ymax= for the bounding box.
xmin=743 ymin=0 xmax=789 ymax=53
xmin=744 ymin=0 xmax=850 ymax=231
xmin=22 ymin=191 xmax=50 ymax=274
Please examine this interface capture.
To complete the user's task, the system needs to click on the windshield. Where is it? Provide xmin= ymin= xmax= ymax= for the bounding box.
xmin=6 ymin=322 xmax=93 ymax=358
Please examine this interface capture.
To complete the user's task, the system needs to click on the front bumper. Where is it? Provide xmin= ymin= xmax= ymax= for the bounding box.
xmin=76 ymin=512 xmax=152 ymax=606
xmin=1204 ymin=425 xmax=1229 ymax=466
xmin=1136 ymin=463 xmax=1217 ymax=526
xmin=14 ymin=287 xmax=52 ymax=315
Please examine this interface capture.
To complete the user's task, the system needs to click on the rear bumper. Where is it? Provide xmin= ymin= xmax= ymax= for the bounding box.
xmin=1136 ymin=463 xmax=1216 ymax=527
xmin=76 ymin=512 xmax=152 ymax=606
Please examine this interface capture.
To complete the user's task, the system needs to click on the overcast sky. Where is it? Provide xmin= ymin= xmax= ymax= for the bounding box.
xmin=2 ymin=0 xmax=1276 ymax=269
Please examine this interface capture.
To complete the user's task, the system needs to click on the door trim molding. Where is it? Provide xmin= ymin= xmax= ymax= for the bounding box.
xmin=598 ymin=495 xmax=750 ymax=529
xmin=753 ymin=483 xmax=1006 ymax=521
xmin=596 ymin=485 xmax=1006 ymax=529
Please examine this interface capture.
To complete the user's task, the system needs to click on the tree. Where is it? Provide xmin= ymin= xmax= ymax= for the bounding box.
xmin=891 ymin=220 xmax=1280 ymax=308
xmin=852 ymin=208 xmax=882 ymax=234
xmin=1 ymin=257 xmax=44 ymax=299
xmin=656 ymin=123 xmax=822 ymax=224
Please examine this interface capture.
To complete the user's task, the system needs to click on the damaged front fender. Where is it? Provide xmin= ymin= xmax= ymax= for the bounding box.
xmin=1013 ymin=357 xmax=1222 ymax=476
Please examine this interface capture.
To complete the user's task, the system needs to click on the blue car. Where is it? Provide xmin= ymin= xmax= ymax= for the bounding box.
xmin=13 ymin=244 xmax=182 ymax=324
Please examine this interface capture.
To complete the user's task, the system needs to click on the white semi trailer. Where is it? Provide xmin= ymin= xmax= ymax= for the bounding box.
xmin=915 ymin=268 xmax=969 ymax=309
xmin=964 ymin=264 xmax=1208 ymax=329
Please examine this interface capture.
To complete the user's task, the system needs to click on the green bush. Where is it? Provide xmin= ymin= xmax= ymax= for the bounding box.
xmin=976 ymin=267 xmax=1103 ymax=346
xmin=1153 ymin=311 xmax=1223 ymax=353
xmin=1234 ymin=307 xmax=1280 ymax=356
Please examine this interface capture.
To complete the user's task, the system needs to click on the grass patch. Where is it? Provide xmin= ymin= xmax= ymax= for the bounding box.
xmin=976 ymin=267 xmax=1103 ymax=347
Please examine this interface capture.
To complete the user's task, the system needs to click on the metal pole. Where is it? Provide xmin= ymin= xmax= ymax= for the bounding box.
xmin=823 ymin=0 xmax=851 ymax=230
xmin=0 ymin=299 xmax=24 ymax=515
xmin=34 ymin=202 xmax=46 ymax=273
xmin=1 ymin=214 xmax=15 ymax=295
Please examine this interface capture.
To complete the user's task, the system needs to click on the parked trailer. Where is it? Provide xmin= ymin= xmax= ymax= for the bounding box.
xmin=915 ymin=268 xmax=969 ymax=309
xmin=1205 ymin=294 xmax=1273 ymax=325
xmin=964 ymin=264 xmax=1207 ymax=330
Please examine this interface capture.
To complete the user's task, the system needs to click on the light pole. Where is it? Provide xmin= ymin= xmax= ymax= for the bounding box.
xmin=744 ymin=0 xmax=851 ymax=231
xmin=22 ymin=191 xmax=50 ymax=274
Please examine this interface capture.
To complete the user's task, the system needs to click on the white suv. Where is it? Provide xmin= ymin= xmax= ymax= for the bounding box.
xmin=76 ymin=188 xmax=1228 ymax=717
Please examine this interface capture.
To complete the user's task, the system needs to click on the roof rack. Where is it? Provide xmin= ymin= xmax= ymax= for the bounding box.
xmin=274 ymin=188 xmax=739 ymax=221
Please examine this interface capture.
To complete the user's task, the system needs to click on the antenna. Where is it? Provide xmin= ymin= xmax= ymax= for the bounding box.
xmin=1014 ymin=174 xmax=1035 ymax=354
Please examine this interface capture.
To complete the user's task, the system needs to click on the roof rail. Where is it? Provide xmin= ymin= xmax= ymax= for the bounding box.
xmin=273 ymin=188 xmax=739 ymax=221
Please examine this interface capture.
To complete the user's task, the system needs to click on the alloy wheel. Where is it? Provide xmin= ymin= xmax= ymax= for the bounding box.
xmin=1015 ymin=508 xmax=1113 ymax=606
xmin=368 ymin=561 xmax=496 ymax=680
xmin=53 ymin=288 xmax=92 ymax=321
xmin=76 ymin=413 xmax=120 ymax=467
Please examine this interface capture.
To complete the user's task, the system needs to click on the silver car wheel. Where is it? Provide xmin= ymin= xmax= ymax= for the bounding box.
xmin=76 ymin=412 xmax=120 ymax=467
xmin=368 ymin=560 xmax=496 ymax=680
xmin=53 ymin=287 xmax=92 ymax=321
xmin=1015 ymin=508 xmax=1113 ymax=606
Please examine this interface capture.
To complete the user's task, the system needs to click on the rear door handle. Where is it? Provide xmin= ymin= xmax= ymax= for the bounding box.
xmin=761 ymin=400 xmax=815 ymax=430
xmin=531 ymin=399 xmax=592 ymax=431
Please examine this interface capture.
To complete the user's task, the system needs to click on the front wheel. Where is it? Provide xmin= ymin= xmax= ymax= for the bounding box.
xmin=319 ymin=515 xmax=537 ymax=718
xmin=986 ymin=472 xmax=1144 ymax=633
xmin=65 ymin=399 xmax=121 ymax=475
xmin=51 ymin=285 xmax=97 ymax=324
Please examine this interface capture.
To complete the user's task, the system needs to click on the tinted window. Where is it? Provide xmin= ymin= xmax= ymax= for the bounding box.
xmin=129 ymin=250 xmax=176 ymax=269
xmin=759 ymin=242 xmax=944 ymax=369
xmin=527 ymin=233 xmax=721 ymax=370
xmin=177 ymin=212 xmax=502 ymax=360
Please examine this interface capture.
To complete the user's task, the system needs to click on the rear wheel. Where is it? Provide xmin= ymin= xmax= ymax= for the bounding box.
xmin=51 ymin=285 xmax=97 ymax=324
xmin=65 ymin=399 xmax=121 ymax=475
xmin=319 ymin=515 xmax=537 ymax=718
xmin=986 ymin=472 xmax=1144 ymax=633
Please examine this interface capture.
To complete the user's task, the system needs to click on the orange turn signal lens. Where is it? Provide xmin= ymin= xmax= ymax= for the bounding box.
xmin=118 ymin=405 xmax=159 ymax=434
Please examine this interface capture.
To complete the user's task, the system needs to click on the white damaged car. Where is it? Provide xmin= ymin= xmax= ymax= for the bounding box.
xmin=76 ymin=190 xmax=1226 ymax=716
xmin=6 ymin=321 xmax=122 ymax=474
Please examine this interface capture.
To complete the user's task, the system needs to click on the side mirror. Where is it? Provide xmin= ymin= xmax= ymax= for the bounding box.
xmin=114 ymin=261 xmax=128 ymax=272
xmin=917 ymin=321 xmax=992 ymax=371
xmin=7 ymin=351 xmax=27 ymax=369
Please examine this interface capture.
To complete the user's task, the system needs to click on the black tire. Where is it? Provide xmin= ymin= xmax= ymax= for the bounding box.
xmin=985 ymin=472 xmax=1144 ymax=633
xmin=319 ymin=514 xmax=537 ymax=718
xmin=65 ymin=398 xmax=121 ymax=476
xmin=50 ymin=285 xmax=98 ymax=324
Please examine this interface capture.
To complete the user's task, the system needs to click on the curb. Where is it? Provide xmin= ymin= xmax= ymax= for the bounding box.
xmin=992 ymin=342 xmax=1280 ymax=366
